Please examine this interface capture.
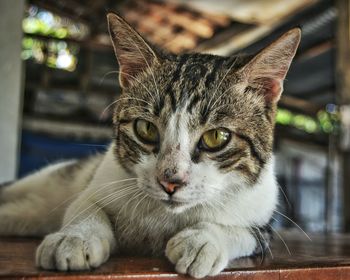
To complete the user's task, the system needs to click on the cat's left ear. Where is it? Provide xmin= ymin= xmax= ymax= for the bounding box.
xmin=107 ymin=13 xmax=160 ymax=89
xmin=239 ymin=28 xmax=301 ymax=103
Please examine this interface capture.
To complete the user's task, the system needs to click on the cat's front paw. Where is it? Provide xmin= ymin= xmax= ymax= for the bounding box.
xmin=165 ymin=229 xmax=228 ymax=278
xmin=36 ymin=232 xmax=110 ymax=271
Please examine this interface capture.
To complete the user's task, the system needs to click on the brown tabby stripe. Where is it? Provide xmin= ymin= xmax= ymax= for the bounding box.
xmin=118 ymin=118 xmax=132 ymax=124
xmin=120 ymin=131 xmax=150 ymax=155
xmin=204 ymin=57 xmax=226 ymax=88
xmin=214 ymin=148 xmax=244 ymax=163
xmin=235 ymin=163 xmax=259 ymax=184
xmin=116 ymin=131 xmax=151 ymax=166
xmin=111 ymin=36 xmax=283 ymax=184
xmin=234 ymin=133 xmax=266 ymax=166
xmin=153 ymin=95 xmax=164 ymax=116
xmin=218 ymin=160 xmax=241 ymax=170
xmin=164 ymin=54 xmax=191 ymax=112
xmin=155 ymin=55 xmax=242 ymax=122
xmin=115 ymin=123 xmax=122 ymax=160
xmin=191 ymin=148 xmax=201 ymax=163
xmin=187 ymin=94 xmax=201 ymax=113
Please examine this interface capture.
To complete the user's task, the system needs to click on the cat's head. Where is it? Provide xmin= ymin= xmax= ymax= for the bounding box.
xmin=107 ymin=13 xmax=300 ymax=213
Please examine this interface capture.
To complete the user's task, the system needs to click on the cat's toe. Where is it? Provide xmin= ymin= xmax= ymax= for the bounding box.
xmin=84 ymin=236 xmax=110 ymax=268
xmin=36 ymin=232 xmax=65 ymax=270
xmin=165 ymin=229 xmax=228 ymax=278
xmin=36 ymin=232 xmax=109 ymax=271
xmin=54 ymin=235 xmax=89 ymax=270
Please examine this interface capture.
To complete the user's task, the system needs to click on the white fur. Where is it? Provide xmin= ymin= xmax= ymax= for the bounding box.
xmin=0 ymin=127 xmax=278 ymax=277
xmin=0 ymin=25 xmax=300 ymax=277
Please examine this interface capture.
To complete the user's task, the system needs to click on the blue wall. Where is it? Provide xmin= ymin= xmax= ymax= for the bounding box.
xmin=19 ymin=130 xmax=109 ymax=177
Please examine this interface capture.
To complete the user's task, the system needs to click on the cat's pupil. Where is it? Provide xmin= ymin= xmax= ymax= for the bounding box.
xmin=215 ymin=130 xmax=218 ymax=140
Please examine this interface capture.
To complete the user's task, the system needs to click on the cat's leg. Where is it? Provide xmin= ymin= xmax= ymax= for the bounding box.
xmin=0 ymin=161 xmax=78 ymax=236
xmin=0 ymin=156 xmax=102 ymax=236
xmin=165 ymin=222 xmax=260 ymax=278
xmin=35 ymin=189 xmax=117 ymax=271
xmin=35 ymin=145 xmax=130 ymax=271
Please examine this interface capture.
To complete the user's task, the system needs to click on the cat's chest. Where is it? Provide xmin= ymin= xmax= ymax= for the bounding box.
xmin=111 ymin=210 xmax=187 ymax=254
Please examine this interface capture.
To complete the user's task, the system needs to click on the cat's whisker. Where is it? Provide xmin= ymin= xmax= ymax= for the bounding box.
xmin=221 ymin=84 xmax=236 ymax=96
xmin=197 ymin=201 xmax=212 ymax=219
xmin=99 ymin=186 xmax=138 ymax=207
xmin=40 ymin=176 xmax=137 ymax=229
xmin=72 ymin=178 xmax=138 ymax=215
xmin=272 ymin=210 xmax=312 ymax=241
xmin=204 ymin=184 xmax=237 ymax=202
xmin=118 ymin=190 xmax=145 ymax=236
xmin=99 ymin=70 xmax=119 ymax=86
xmin=208 ymin=84 xmax=239 ymax=115
xmin=206 ymin=57 xmax=239 ymax=114
xmin=75 ymin=187 xmax=139 ymax=230
xmin=100 ymin=69 xmax=157 ymax=105
xmin=113 ymin=188 xmax=143 ymax=232
xmin=63 ymin=185 xmax=137 ymax=230
xmin=129 ymin=191 xmax=147 ymax=221
xmin=46 ymin=191 xmax=81 ymax=216
xmin=277 ymin=185 xmax=292 ymax=210
xmin=254 ymin=227 xmax=274 ymax=259
xmin=268 ymin=224 xmax=292 ymax=255
xmin=76 ymin=187 xmax=139 ymax=230
xmin=123 ymin=95 xmax=154 ymax=106
xmin=131 ymin=193 xmax=149 ymax=222
xmin=249 ymin=227 xmax=265 ymax=262
xmin=100 ymin=96 xmax=153 ymax=120
xmin=122 ymin=105 xmax=151 ymax=113
xmin=119 ymin=189 xmax=143 ymax=220
xmin=211 ymin=102 xmax=233 ymax=114
xmin=209 ymin=195 xmax=227 ymax=211
xmin=124 ymin=36 xmax=160 ymax=104
xmin=62 ymin=183 xmax=138 ymax=229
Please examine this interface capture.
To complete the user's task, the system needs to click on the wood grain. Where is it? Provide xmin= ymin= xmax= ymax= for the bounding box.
xmin=1 ymin=232 xmax=350 ymax=279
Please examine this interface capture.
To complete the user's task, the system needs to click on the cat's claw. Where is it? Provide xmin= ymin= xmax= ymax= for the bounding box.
xmin=36 ymin=232 xmax=110 ymax=271
xmin=165 ymin=229 xmax=228 ymax=278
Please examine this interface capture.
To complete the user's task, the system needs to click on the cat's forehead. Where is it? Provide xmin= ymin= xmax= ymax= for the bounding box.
xmin=119 ymin=52 xmax=263 ymax=130
xmin=154 ymin=54 xmax=248 ymax=119
xmin=166 ymin=53 xmax=243 ymax=77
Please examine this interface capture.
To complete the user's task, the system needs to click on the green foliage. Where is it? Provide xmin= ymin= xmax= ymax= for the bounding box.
xmin=276 ymin=107 xmax=340 ymax=135
xmin=21 ymin=5 xmax=88 ymax=71
xmin=23 ymin=5 xmax=88 ymax=40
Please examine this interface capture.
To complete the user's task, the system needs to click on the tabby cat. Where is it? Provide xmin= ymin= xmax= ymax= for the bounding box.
xmin=0 ymin=13 xmax=300 ymax=278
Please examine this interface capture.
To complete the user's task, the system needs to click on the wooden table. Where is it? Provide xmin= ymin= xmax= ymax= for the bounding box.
xmin=1 ymin=231 xmax=350 ymax=279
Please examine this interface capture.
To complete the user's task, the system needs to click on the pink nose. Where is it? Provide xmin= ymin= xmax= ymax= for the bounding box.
xmin=158 ymin=179 xmax=186 ymax=195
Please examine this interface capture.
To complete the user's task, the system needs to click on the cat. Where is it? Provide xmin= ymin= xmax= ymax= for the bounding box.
xmin=0 ymin=13 xmax=300 ymax=278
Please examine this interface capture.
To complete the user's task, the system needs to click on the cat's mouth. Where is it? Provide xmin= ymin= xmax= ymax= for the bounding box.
xmin=142 ymin=183 xmax=193 ymax=210
xmin=160 ymin=198 xmax=184 ymax=208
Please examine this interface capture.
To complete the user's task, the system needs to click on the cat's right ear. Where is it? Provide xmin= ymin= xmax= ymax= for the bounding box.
xmin=239 ymin=28 xmax=301 ymax=104
xmin=107 ymin=13 xmax=160 ymax=89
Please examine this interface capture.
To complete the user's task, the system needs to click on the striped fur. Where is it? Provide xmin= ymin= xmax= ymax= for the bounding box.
xmin=0 ymin=14 xmax=300 ymax=278
xmin=114 ymin=51 xmax=274 ymax=185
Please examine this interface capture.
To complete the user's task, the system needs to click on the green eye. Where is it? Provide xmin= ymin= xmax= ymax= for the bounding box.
xmin=134 ymin=119 xmax=159 ymax=144
xmin=200 ymin=128 xmax=231 ymax=151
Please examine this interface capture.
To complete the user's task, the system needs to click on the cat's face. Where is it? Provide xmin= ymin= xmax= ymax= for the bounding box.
xmin=107 ymin=14 xmax=300 ymax=213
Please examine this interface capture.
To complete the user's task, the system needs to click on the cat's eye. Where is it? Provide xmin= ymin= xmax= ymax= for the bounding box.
xmin=200 ymin=128 xmax=231 ymax=151
xmin=134 ymin=119 xmax=159 ymax=144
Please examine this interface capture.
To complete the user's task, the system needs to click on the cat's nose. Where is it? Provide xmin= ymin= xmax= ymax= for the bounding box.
xmin=158 ymin=179 xmax=186 ymax=196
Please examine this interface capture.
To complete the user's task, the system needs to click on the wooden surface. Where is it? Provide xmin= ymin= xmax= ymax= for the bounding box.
xmin=1 ymin=232 xmax=350 ymax=279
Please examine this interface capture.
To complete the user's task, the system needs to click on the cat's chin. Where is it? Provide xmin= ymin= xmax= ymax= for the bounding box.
xmin=160 ymin=199 xmax=194 ymax=214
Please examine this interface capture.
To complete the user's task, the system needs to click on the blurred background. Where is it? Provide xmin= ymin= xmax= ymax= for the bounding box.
xmin=0 ymin=0 xmax=349 ymax=234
